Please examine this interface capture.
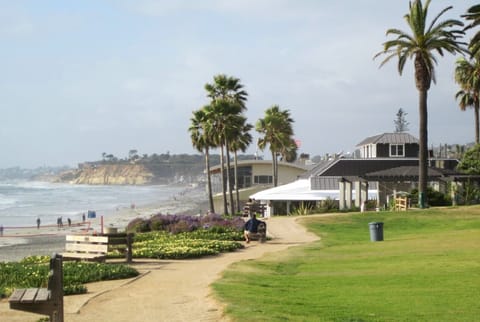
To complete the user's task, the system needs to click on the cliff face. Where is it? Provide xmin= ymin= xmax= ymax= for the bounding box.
xmin=59 ymin=164 xmax=155 ymax=185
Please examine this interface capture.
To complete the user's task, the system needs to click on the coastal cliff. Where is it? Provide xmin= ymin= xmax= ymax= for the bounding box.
xmin=58 ymin=164 xmax=155 ymax=185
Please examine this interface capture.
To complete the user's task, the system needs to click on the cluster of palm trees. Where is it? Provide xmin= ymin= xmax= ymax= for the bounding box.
xmin=189 ymin=74 xmax=296 ymax=215
xmin=375 ymin=1 xmax=480 ymax=208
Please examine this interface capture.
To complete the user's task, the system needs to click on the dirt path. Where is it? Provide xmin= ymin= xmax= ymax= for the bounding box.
xmin=1 ymin=216 xmax=319 ymax=322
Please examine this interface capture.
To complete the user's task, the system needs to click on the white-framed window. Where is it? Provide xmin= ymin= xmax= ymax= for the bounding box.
xmin=254 ymin=175 xmax=273 ymax=184
xmin=390 ymin=144 xmax=405 ymax=157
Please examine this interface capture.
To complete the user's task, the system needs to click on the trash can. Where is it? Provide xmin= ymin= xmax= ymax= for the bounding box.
xmin=369 ymin=222 xmax=384 ymax=242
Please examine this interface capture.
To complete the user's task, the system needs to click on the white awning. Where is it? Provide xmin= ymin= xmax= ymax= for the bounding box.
xmin=250 ymin=179 xmax=377 ymax=201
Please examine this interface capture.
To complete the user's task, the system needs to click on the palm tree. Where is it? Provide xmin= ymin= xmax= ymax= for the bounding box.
xmin=375 ymin=0 xmax=466 ymax=208
xmin=455 ymin=55 xmax=480 ymax=144
xmin=188 ymin=108 xmax=215 ymax=214
xmin=256 ymin=105 xmax=295 ymax=187
xmin=229 ymin=119 xmax=253 ymax=212
xmin=463 ymin=4 xmax=480 ymax=57
xmin=205 ymin=74 xmax=248 ymax=215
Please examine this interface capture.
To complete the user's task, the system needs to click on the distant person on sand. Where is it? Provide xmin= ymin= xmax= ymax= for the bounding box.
xmin=244 ymin=214 xmax=261 ymax=243
xmin=82 ymin=213 xmax=86 ymax=222
xmin=68 ymin=218 xmax=71 ymax=227
xmin=0 ymin=224 xmax=3 ymax=236
xmin=37 ymin=217 xmax=41 ymax=229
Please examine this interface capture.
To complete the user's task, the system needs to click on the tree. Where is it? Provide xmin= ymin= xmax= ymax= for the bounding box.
xmin=457 ymin=144 xmax=480 ymax=174
xmin=463 ymin=4 xmax=480 ymax=57
xmin=128 ymin=149 xmax=139 ymax=161
xmin=229 ymin=119 xmax=253 ymax=212
xmin=256 ymin=105 xmax=296 ymax=187
xmin=205 ymin=74 xmax=248 ymax=215
xmin=454 ymin=55 xmax=480 ymax=144
xmin=375 ymin=0 xmax=466 ymax=208
xmin=394 ymin=108 xmax=410 ymax=132
xmin=188 ymin=108 xmax=215 ymax=213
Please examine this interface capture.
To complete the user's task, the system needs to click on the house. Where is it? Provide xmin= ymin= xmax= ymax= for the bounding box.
xmin=250 ymin=132 xmax=464 ymax=215
xmin=209 ymin=159 xmax=308 ymax=211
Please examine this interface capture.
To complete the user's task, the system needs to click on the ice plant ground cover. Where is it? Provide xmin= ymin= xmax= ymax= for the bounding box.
xmin=213 ymin=206 xmax=480 ymax=322
xmin=118 ymin=213 xmax=245 ymax=259
xmin=0 ymin=255 xmax=139 ymax=298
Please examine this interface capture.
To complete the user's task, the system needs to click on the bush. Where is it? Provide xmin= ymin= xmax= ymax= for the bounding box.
xmin=410 ymin=187 xmax=451 ymax=207
xmin=126 ymin=213 xmax=244 ymax=234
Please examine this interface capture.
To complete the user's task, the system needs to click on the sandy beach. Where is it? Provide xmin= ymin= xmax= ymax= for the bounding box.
xmin=0 ymin=213 xmax=319 ymax=322
xmin=0 ymin=185 xmax=208 ymax=262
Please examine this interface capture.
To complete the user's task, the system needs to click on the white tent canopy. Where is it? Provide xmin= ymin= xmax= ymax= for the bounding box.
xmin=250 ymin=179 xmax=378 ymax=201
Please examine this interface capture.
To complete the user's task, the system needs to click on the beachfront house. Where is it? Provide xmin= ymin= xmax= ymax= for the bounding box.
xmin=250 ymin=132 xmax=465 ymax=215
xmin=209 ymin=160 xmax=308 ymax=211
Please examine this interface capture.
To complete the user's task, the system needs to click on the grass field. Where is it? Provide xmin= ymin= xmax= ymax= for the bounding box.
xmin=213 ymin=206 xmax=480 ymax=322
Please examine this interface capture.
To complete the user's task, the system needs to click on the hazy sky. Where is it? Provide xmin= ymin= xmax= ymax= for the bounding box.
xmin=0 ymin=0 xmax=477 ymax=169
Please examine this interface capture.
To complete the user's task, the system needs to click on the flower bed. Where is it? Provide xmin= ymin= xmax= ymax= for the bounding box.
xmin=0 ymin=256 xmax=139 ymax=298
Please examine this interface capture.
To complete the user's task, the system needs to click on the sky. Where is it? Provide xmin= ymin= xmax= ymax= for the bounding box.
xmin=0 ymin=0 xmax=478 ymax=169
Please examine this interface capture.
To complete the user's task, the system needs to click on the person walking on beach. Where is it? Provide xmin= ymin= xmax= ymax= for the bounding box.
xmin=0 ymin=224 xmax=3 ymax=236
xmin=37 ymin=217 xmax=41 ymax=229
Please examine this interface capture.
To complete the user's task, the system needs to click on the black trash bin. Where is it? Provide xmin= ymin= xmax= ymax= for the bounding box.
xmin=369 ymin=222 xmax=384 ymax=242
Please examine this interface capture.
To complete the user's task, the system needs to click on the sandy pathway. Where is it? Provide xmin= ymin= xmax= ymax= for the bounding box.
xmin=1 ymin=216 xmax=319 ymax=322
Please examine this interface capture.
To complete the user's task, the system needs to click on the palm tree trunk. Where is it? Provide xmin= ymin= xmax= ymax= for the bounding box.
xmin=418 ymin=88 xmax=428 ymax=208
xmin=205 ymin=147 xmax=215 ymax=214
xmin=234 ymin=150 xmax=241 ymax=212
xmin=225 ymin=139 xmax=235 ymax=215
xmin=220 ymin=144 xmax=228 ymax=215
xmin=475 ymin=101 xmax=479 ymax=144
xmin=271 ymin=150 xmax=278 ymax=187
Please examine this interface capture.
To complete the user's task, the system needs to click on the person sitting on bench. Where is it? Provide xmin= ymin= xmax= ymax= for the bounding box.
xmin=244 ymin=214 xmax=261 ymax=243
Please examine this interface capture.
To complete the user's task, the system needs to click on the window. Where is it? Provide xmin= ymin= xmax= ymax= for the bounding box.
xmin=254 ymin=175 xmax=273 ymax=184
xmin=390 ymin=144 xmax=404 ymax=157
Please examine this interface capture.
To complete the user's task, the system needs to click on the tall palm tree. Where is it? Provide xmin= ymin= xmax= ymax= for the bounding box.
xmin=205 ymin=74 xmax=248 ymax=215
xmin=463 ymin=4 xmax=480 ymax=57
xmin=188 ymin=108 xmax=215 ymax=213
xmin=375 ymin=0 xmax=466 ymax=208
xmin=229 ymin=119 xmax=253 ymax=212
xmin=256 ymin=105 xmax=295 ymax=187
xmin=455 ymin=55 xmax=480 ymax=144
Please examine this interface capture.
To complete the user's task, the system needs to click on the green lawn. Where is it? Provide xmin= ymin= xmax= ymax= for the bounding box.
xmin=212 ymin=206 xmax=480 ymax=322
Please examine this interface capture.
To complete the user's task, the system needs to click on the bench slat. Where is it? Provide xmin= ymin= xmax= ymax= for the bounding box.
xmin=9 ymin=289 xmax=26 ymax=303
xmin=62 ymin=252 xmax=106 ymax=259
xmin=65 ymin=243 xmax=108 ymax=253
xmin=35 ymin=288 xmax=50 ymax=302
xmin=21 ymin=288 xmax=40 ymax=303
xmin=66 ymin=235 xmax=108 ymax=243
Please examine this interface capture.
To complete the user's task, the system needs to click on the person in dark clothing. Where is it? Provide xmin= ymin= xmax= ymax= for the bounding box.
xmin=244 ymin=214 xmax=261 ymax=243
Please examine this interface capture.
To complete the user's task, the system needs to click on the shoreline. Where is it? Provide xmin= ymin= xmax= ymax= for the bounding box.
xmin=0 ymin=185 xmax=209 ymax=262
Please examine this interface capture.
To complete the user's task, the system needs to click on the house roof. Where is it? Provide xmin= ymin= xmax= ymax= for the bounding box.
xmin=363 ymin=166 xmax=446 ymax=181
xmin=356 ymin=133 xmax=419 ymax=146
xmin=209 ymin=159 xmax=308 ymax=174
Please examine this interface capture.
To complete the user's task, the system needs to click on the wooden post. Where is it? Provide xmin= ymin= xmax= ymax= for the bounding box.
xmin=126 ymin=233 xmax=133 ymax=263
xmin=49 ymin=253 xmax=64 ymax=322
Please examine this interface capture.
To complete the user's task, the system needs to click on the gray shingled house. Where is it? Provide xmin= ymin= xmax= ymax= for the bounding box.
xmin=251 ymin=132 xmax=464 ymax=214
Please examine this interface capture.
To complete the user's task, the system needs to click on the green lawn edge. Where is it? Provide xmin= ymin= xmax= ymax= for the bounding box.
xmin=212 ymin=206 xmax=480 ymax=322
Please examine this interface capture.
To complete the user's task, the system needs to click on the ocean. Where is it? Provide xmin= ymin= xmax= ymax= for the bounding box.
xmin=0 ymin=180 xmax=193 ymax=228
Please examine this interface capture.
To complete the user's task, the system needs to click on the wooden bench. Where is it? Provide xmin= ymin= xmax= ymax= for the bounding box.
xmin=102 ymin=232 xmax=134 ymax=263
xmin=9 ymin=253 xmax=64 ymax=322
xmin=243 ymin=203 xmax=266 ymax=217
xmin=62 ymin=235 xmax=108 ymax=262
xmin=248 ymin=222 xmax=267 ymax=243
